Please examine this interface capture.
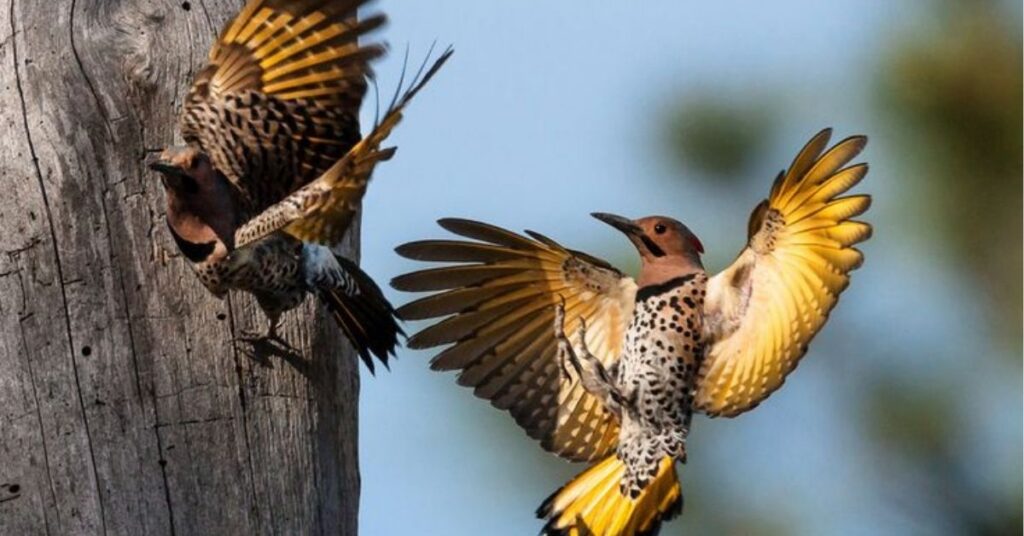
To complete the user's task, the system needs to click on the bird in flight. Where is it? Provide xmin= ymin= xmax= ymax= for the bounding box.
xmin=149 ymin=0 xmax=450 ymax=372
xmin=392 ymin=129 xmax=871 ymax=534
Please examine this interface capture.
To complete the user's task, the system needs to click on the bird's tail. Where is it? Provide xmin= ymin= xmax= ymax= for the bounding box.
xmin=538 ymin=454 xmax=682 ymax=536
xmin=317 ymin=253 xmax=402 ymax=374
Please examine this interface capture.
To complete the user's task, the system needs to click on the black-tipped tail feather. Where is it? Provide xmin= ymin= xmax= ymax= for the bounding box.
xmin=537 ymin=455 xmax=682 ymax=536
xmin=319 ymin=255 xmax=403 ymax=373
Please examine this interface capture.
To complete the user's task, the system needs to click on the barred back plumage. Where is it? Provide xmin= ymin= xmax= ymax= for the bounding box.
xmin=151 ymin=0 xmax=451 ymax=369
xmin=180 ymin=0 xmax=386 ymax=213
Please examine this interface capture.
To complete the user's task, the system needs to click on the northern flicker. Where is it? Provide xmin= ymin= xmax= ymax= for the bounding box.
xmin=392 ymin=129 xmax=871 ymax=534
xmin=149 ymin=0 xmax=450 ymax=371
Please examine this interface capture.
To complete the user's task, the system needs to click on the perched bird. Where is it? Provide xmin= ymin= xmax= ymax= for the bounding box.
xmin=149 ymin=0 xmax=451 ymax=371
xmin=392 ymin=129 xmax=872 ymax=534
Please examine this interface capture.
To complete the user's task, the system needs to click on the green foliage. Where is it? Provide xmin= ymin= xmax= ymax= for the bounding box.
xmin=663 ymin=94 xmax=777 ymax=182
xmin=875 ymin=0 xmax=1023 ymax=341
xmin=862 ymin=372 xmax=1023 ymax=535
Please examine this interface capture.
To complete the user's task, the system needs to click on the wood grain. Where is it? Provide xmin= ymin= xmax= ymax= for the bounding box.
xmin=0 ymin=1 xmax=361 ymax=533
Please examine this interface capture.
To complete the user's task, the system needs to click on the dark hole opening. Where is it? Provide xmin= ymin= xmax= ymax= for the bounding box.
xmin=81 ymin=346 xmax=92 ymax=357
xmin=8 ymin=484 xmax=20 ymax=494
xmin=181 ymin=1 xmax=191 ymax=10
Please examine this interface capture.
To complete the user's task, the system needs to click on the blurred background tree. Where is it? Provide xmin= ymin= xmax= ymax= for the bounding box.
xmin=876 ymin=0 xmax=1022 ymax=345
xmin=663 ymin=92 xmax=777 ymax=181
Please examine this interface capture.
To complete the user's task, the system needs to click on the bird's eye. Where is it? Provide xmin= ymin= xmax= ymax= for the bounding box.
xmin=654 ymin=224 xmax=667 ymax=235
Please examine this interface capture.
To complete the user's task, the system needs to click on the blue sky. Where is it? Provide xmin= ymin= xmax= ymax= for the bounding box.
xmin=352 ymin=2 xmax=1020 ymax=534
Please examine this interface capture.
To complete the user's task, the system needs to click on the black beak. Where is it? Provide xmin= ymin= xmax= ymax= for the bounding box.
xmin=147 ymin=156 xmax=177 ymax=175
xmin=591 ymin=212 xmax=642 ymax=237
xmin=591 ymin=212 xmax=666 ymax=258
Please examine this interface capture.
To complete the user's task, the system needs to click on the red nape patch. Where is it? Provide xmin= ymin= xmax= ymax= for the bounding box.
xmin=690 ymin=235 xmax=704 ymax=254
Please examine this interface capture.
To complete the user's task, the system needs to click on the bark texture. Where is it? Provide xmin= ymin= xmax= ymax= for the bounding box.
xmin=0 ymin=1 xmax=360 ymax=534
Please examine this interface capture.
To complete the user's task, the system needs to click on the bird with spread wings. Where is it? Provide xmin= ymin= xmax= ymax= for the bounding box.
xmin=393 ymin=129 xmax=871 ymax=534
xmin=149 ymin=0 xmax=450 ymax=371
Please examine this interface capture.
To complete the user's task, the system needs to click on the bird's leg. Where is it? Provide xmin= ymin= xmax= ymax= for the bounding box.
xmin=553 ymin=299 xmax=581 ymax=382
xmin=262 ymin=315 xmax=290 ymax=346
xmin=235 ymin=312 xmax=297 ymax=353
xmin=572 ymin=319 xmax=626 ymax=416
xmin=553 ymin=300 xmax=624 ymax=417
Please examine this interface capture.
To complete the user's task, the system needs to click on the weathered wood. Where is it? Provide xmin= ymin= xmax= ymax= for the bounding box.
xmin=0 ymin=1 xmax=361 ymax=534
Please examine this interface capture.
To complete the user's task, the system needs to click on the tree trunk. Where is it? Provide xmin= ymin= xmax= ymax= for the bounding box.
xmin=0 ymin=1 xmax=360 ymax=534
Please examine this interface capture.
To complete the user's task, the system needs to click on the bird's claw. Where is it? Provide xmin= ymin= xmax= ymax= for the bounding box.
xmin=233 ymin=320 xmax=296 ymax=355
xmin=557 ymin=345 xmax=577 ymax=384
xmin=553 ymin=297 xmax=567 ymax=338
xmin=553 ymin=297 xmax=579 ymax=383
xmin=576 ymin=317 xmax=588 ymax=344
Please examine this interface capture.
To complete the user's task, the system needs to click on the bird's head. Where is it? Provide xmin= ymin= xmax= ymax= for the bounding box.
xmin=592 ymin=212 xmax=704 ymax=284
xmin=148 ymin=145 xmax=237 ymax=253
xmin=148 ymin=145 xmax=219 ymax=196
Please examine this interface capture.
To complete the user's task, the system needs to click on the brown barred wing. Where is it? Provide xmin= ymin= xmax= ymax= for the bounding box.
xmin=233 ymin=50 xmax=452 ymax=249
xmin=392 ymin=219 xmax=637 ymax=462
xmin=697 ymin=129 xmax=872 ymax=417
xmin=180 ymin=0 xmax=385 ymax=209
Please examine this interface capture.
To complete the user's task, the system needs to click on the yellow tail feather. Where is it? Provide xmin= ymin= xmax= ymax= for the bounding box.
xmin=538 ymin=455 xmax=682 ymax=536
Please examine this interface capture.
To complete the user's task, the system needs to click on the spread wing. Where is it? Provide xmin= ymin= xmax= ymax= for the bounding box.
xmin=696 ymin=129 xmax=872 ymax=417
xmin=233 ymin=49 xmax=452 ymax=248
xmin=392 ymin=219 xmax=637 ymax=462
xmin=180 ymin=0 xmax=385 ymax=210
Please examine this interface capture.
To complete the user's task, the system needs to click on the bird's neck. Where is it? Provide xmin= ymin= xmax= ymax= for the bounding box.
xmin=165 ymin=187 xmax=237 ymax=253
xmin=637 ymin=254 xmax=704 ymax=288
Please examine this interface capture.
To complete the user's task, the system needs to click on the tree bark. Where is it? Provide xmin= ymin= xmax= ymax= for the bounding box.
xmin=0 ymin=1 xmax=360 ymax=534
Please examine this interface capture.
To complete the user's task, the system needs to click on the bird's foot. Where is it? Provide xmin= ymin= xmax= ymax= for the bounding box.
xmin=553 ymin=297 xmax=582 ymax=383
xmin=233 ymin=321 xmax=298 ymax=357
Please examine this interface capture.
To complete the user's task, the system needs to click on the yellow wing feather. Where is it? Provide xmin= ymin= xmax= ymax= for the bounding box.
xmin=392 ymin=220 xmax=636 ymax=462
xmin=281 ymin=49 xmax=452 ymax=245
xmin=180 ymin=0 xmax=389 ymax=206
xmin=696 ymin=129 xmax=872 ymax=417
xmin=233 ymin=50 xmax=452 ymax=248
xmin=200 ymin=0 xmax=385 ymax=107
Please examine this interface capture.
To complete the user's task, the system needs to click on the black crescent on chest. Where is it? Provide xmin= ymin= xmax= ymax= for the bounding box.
xmin=635 ymin=274 xmax=697 ymax=302
xmin=167 ymin=222 xmax=216 ymax=263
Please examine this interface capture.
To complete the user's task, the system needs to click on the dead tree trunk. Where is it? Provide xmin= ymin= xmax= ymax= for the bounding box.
xmin=0 ymin=1 xmax=360 ymax=534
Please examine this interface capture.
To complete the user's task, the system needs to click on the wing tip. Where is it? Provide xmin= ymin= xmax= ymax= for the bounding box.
xmin=437 ymin=217 xmax=477 ymax=231
xmin=389 ymin=272 xmax=419 ymax=291
xmin=834 ymin=133 xmax=869 ymax=159
xmin=857 ymin=221 xmax=874 ymax=243
xmin=393 ymin=240 xmax=433 ymax=260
